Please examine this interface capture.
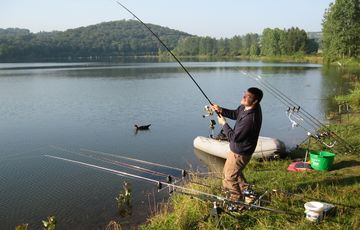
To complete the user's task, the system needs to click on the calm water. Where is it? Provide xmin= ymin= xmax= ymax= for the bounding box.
xmin=0 ymin=61 xmax=347 ymax=229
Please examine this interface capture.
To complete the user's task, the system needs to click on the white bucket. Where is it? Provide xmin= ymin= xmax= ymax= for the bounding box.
xmin=304 ymin=201 xmax=324 ymax=222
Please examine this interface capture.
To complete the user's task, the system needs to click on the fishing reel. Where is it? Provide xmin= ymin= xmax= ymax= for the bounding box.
xmin=202 ymin=105 xmax=216 ymax=137
xmin=243 ymin=184 xmax=257 ymax=204
xmin=202 ymin=105 xmax=214 ymax=118
xmin=202 ymin=105 xmax=216 ymax=128
xmin=310 ymin=131 xmax=336 ymax=148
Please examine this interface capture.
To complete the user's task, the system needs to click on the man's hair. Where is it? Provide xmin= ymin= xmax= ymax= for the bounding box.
xmin=247 ymin=87 xmax=263 ymax=103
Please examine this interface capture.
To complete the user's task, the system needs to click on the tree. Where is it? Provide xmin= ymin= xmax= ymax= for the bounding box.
xmin=322 ymin=0 xmax=360 ymax=61
xmin=242 ymin=33 xmax=260 ymax=56
xmin=175 ymin=37 xmax=200 ymax=55
xmin=260 ymin=28 xmax=282 ymax=56
xmin=286 ymin=27 xmax=307 ymax=54
xmin=199 ymin=36 xmax=217 ymax=55
xmin=0 ymin=20 xmax=192 ymax=60
xmin=229 ymin=35 xmax=242 ymax=56
xmin=217 ymin=38 xmax=230 ymax=56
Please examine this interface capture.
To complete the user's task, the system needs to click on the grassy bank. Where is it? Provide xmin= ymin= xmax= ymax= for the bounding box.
xmin=139 ymin=136 xmax=359 ymax=229
xmin=139 ymin=88 xmax=360 ymax=229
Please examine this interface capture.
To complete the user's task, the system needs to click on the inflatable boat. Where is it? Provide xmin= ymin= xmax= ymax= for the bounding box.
xmin=193 ymin=136 xmax=286 ymax=160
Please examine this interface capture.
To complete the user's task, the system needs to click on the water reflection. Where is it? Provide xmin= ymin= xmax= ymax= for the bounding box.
xmin=1 ymin=60 xmax=357 ymax=229
xmin=193 ymin=148 xmax=225 ymax=174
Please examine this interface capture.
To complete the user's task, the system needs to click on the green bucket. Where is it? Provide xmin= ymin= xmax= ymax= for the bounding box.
xmin=309 ymin=151 xmax=336 ymax=171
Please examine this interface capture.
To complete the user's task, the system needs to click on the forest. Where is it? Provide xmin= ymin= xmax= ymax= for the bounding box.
xmin=0 ymin=0 xmax=358 ymax=62
xmin=0 ymin=20 xmax=317 ymax=61
xmin=0 ymin=20 xmax=191 ymax=61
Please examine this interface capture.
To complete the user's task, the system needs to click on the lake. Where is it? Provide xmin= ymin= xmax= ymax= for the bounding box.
xmin=0 ymin=60 xmax=348 ymax=229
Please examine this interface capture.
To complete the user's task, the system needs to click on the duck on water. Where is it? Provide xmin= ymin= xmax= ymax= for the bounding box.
xmin=134 ymin=124 xmax=151 ymax=130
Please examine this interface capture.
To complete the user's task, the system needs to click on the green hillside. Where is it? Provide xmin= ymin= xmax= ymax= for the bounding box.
xmin=0 ymin=20 xmax=192 ymax=61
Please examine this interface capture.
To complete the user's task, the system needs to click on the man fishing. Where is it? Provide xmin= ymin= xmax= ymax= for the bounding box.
xmin=211 ymin=87 xmax=263 ymax=205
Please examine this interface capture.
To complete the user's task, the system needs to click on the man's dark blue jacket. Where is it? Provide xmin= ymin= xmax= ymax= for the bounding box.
xmin=221 ymin=104 xmax=262 ymax=156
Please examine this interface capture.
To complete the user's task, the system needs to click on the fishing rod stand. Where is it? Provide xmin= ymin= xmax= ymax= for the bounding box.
xmin=310 ymin=132 xmax=336 ymax=149
xmin=209 ymin=202 xmax=224 ymax=218
xmin=287 ymin=107 xmax=303 ymax=128
xmin=157 ymin=170 xmax=188 ymax=193
xmin=287 ymin=107 xmax=336 ymax=148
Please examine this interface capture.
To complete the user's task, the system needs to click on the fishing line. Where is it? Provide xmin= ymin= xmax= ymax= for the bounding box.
xmin=243 ymin=71 xmax=324 ymax=136
xmin=113 ymin=1 xmax=218 ymax=110
xmin=84 ymin=151 xmax=214 ymax=189
xmin=51 ymin=146 xmax=209 ymax=189
xmin=45 ymin=154 xmax=296 ymax=214
xmin=80 ymin=148 xmax=186 ymax=173
xmin=249 ymin=72 xmax=351 ymax=145
xmin=242 ymin=71 xmax=355 ymax=152
xmin=271 ymin=189 xmax=359 ymax=209
xmin=247 ymin=72 xmax=325 ymax=135
xmin=0 ymin=145 xmax=50 ymax=161
xmin=251 ymin=76 xmax=343 ymax=150
xmin=49 ymin=145 xmax=185 ymax=179
xmin=114 ymin=1 xmax=352 ymax=151
xmin=243 ymin=71 xmax=320 ymax=130
xmin=82 ymin=152 xmax=176 ymax=179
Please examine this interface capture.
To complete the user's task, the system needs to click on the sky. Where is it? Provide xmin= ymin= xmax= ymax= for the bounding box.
xmin=1 ymin=0 xmax=334 ymax=38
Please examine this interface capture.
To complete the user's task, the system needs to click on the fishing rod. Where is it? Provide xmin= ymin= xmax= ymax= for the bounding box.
xmin=45 ymin=154 xmax=178 ymax=190
xmin=242 ymin=71 xmax=323 ymax=131
xmin=249 ymin=71 xmax=352 ymax=147
xmin=45 ymin=154 xmax=297 ymax=215
xmin=287 ymin=110 xmax=336 ymax=148
xmin=116 ymin=0 xmax=351 ymax=151
xmin=81 ymin=151 xmax=178 ymax=180
xmin=271 ymin=189 xmax=359 ymax=209
xmin=242 ymin=71 xmax=355 ymax=152
xmin=50 ymin=145 xmax=187 ymax=178
xmin=80 ymin=150 xmax=216 ymax=188
xmin=80 ymin=148 xmax=187 ymax=175
xmin=51 ymin=145 xmax=213 ymax=188
xmin=114 ymin=1 xmax=218 ymax=111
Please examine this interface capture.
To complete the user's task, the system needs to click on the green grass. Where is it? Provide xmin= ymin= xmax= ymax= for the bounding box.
xmin=141 ymin=69 xmax=360 ymax=229
xmin=140 ymin=113 xmax=360 ymax=230
xmin=140 ymin=154 xmax=360 ymax=229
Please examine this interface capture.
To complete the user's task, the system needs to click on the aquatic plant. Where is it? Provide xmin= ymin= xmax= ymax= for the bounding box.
xmin=115 ymin=181 xmax=132 ymax=216
xmin=42 ymin=216 xmax=56 ymax=230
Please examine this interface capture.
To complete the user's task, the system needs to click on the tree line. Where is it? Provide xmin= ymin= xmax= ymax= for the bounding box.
xmin=0 ymin=20 xmax=190 ymax=61
xmin=0 ymin=22 xmax=318 ymax=61
xmin=322 ymin=0 xmax=360 ymax=61
xmin=0 ymin=0 xmax=359 ymax=62
xmin=174 ymin=27 xmax=318 ymax=56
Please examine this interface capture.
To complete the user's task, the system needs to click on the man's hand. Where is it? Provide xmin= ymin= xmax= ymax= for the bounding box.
xmin=211 ymin=104 xmax=222 ymax=113
xmin=217 ymin=114 xmax=227 ymax=126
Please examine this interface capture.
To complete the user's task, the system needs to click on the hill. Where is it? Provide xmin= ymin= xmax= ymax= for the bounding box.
xmin=0 ymin=20 xmax=192 ymax=61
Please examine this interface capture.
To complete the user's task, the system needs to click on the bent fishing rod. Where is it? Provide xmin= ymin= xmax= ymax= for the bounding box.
xmin=114 ymin=1 xmax=217 ymax=110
